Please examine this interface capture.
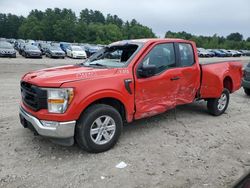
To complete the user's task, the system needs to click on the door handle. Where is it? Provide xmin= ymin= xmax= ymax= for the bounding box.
xmin=170 ymin=77 xmax=180 ymax=81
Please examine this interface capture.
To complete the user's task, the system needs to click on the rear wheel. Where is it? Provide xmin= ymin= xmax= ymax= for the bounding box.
xmin=75 ymin=104 xmax=123 ymax=153
xmin=244 ymin=88 xmax=250 ymax=96
xmin=207 ymin=89 xmax=230 ymax=116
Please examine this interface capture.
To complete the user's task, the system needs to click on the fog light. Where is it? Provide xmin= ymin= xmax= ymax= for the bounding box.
xmin=40 ymin=120 xmax=59 ymax=128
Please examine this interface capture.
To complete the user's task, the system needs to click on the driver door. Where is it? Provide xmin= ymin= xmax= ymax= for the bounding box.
xmin=134 ymin=43 xmax=180 ymax=119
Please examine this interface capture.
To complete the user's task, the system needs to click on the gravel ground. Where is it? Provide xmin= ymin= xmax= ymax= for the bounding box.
xmin=0 ymin=55 xmax=250 ymax=188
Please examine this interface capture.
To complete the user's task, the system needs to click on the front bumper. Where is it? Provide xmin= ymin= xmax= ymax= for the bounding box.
xmin=26 ymin=53 xmax=42 ymax=57
xmin=0 ymin=53 xmax=16 ymax=57
xmin=19 ymin=107 xmax=76 ymax=139
xmin=52 ymin=54 xmax=65 ymax=58
xmin=73 ymin=54 xmax=86 ymax=59
xmin=242 ymin=78 xmax=250 ymax=89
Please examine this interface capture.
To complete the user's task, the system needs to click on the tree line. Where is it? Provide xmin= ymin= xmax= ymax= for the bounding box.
xmin=0 ymin=8 xmax=155 ymax=44
xmin=0 ymin=8 xmax=249 ymax=49
xmin=165 ymin=31 xmax=250 ymax=50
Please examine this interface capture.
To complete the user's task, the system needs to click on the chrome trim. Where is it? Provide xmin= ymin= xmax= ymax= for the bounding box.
xmin=19 ymin=107 xmax=76 ymax=138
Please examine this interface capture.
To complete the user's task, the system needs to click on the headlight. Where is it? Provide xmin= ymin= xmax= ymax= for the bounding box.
xmin=46 ymin=88 xmax=74 ymax=113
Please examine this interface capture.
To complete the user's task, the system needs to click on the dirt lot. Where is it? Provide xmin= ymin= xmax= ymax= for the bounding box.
xmin=0 ymin=55 xmax=250 ymax=188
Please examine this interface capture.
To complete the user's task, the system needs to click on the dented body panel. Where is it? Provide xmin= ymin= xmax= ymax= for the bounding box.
xmin=20 ymin=38 xmax=243 ymax=124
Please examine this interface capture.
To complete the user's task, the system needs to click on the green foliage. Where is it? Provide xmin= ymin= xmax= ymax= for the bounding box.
xmin=0 ymin=8 xmax=156 ymax=44
xmin=165 ymin=31 xmax=250 ymax=50
xmin=0 ymin=13 xmax=24 ymax=39
xmin=226 ymin=32 xmax=243 ymax=41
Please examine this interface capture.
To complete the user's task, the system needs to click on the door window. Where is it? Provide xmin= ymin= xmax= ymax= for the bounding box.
xmin=141 ymin=43 xmax=176 ymax=74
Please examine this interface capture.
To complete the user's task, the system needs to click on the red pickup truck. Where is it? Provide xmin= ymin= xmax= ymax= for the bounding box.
xmin=19 ymin=39 xmax=243 ymax=152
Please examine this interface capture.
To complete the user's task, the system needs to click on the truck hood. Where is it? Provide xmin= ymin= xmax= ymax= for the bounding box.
xmin=22 ymin=65 xmax=119 ymax=87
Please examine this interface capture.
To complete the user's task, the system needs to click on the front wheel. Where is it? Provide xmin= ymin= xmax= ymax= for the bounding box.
xmin=207 ymin=89 xmax=230 ymax=116
xmin=244 ymin=88 xmax=250 ymax=96
xmin=75 ymin=104 xmax=123 ymax=153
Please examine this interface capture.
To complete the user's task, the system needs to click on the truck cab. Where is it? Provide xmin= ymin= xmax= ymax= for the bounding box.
xmin=19 ymin=39 xmax=243 ymax=153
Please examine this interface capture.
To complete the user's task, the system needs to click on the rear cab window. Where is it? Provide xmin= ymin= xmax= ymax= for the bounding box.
xmin=178 ymin=43 xmax=195 ymax=67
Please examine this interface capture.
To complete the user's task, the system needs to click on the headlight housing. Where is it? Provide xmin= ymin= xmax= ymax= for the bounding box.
xmin=46 ymin=88 xmax=74 ymax=113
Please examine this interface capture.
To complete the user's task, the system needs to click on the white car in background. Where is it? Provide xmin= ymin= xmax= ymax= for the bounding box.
xmin=66 ymin=46 xmax=87 ymax=59
xmin=227 ymin=50 xmax=242 ymax=57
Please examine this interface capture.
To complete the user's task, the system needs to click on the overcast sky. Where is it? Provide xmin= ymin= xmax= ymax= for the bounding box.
xmin=0 ymin=0 xmax=250 ymax=38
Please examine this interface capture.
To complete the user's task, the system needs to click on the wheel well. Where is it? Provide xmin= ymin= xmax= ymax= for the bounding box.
xmin=89 ymin=98 xmax=126 ymax=122
xmin=223 ymin=76 xmax=233 ymax=93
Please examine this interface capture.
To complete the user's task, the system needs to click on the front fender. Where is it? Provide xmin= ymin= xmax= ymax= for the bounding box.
xmin=74 ymin=89 xmax=134 ymax=122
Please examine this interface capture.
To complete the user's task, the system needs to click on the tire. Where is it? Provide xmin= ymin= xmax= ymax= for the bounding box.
xmin=207 ymin=89 xmax=230 ymax=116
xmin=75 ymin=104 xmax=123 ymax=153
xmin=244 ymin=88 xmax=250 ymax=96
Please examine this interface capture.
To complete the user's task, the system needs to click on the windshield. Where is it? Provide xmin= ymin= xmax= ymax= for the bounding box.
xmin=0 ymin=42 xmax=13 ymax=49
xmin=72 ymin=46 xmax=83 ymax=51
xmin=41 ymin=43 xmax=50 ymax=48
xmin=50 ymin=46 xmax=62 ymax=51
xmin=26 ymin=45 xmax=39 ymax=50
xmin=84 ymin=44 xmax=139 ymax=68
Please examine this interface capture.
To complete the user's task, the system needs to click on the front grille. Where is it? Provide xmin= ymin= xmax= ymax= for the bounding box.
xmin=21 ymin=81 xmax=47 ymax=111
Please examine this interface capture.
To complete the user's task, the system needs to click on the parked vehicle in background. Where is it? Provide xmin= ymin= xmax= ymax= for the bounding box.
xmin=45 ymin=46 xmax=65 ymax=58
xmin=51 ymin=42 xmax=61 ymax=47
xmin=26 ymin=39 xmax=35 ymax=45
xmin=19 ymin=38 xmax=243 ymax=153
xmin=242 ymin=63 xmax=250 ymax=96
xmin=227 ymin=50 xmax=242 ymax=57
xmin=6 ymin=38 xmax=16 ymax=44
xmin=84 ymin=45 xmax=103 ymax=57
xmin=211 ymin=49 xmax=227 ymax=57
xmin=0 ymin=41 xmax=16 ymax=58
xmin=66 ymin=45 xmax=87 ymax=59
xmin=197 ymin=48 xmax=210 ymax=57
xmin=22 ymin=44 xmax=42 ymax=58
xmin=14 ymin=39 xmax=25 ymax=50
xmin=206 ymin=50 xmax=215 ymax=57
xmin=239 ymin=50 xmax=250 ymax=56
xmin=60 ymin=42 xmax=71 ymax=53
xmin=39 ymin=43 xmax=51 ymax=55
xmin=219 ymin=49 xmax=232 ymax=57
xmin=19 ymin=42 xmax=28 ymax=54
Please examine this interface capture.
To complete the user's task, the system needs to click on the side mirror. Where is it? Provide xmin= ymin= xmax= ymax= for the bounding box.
xmin=138 ymin=64 xmax=157 ymax=78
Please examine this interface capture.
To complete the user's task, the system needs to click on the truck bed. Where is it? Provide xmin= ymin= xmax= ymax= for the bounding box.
xmin=199 ymin=61 xmax=242 ymax=98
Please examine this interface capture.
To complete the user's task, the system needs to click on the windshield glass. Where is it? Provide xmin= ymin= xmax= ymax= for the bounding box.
xmin=26 ymin=45 xmax=39 ymax=50
xmin=41 ymin=43 xmax=50 ymax=48
xmin=72 ymin=46 xmax=82 ymax=51
xmin=50 ymin=46 xmax=62 ymax=51
xmin=84 ymin=44 xmax=139 ymax=68
xmin=0 ymin=42 xmax=13 ymax=49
